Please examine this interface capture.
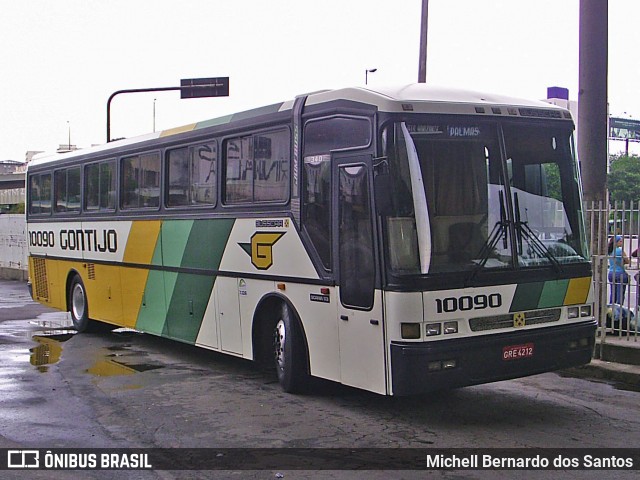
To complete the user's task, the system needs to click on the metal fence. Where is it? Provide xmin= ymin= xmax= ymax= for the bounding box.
xmin=586 ymin=201 xmax=640 ymax=346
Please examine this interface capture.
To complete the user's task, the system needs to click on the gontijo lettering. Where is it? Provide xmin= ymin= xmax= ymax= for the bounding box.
xmin=28 ymin=229 xmax=119 ymax=253
xmin=60 ymin=229 xmax=118 ymax=252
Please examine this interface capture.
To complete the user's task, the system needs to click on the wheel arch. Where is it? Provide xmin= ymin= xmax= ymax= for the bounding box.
xmin=65 ymin=268 xmax=84 ymax=312
xmin=251 ymin=293 xmax=310 ymax=373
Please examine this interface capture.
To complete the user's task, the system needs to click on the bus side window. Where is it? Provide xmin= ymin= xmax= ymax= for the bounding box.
xmin=253 ymin=131 xmax=289 ymax=202
xmin=29 ymin=173 xmax=52 ymax=215
xmin=121 ymin=155 xmax=140 ymax=209
xmin=224 ymin=130 xmax=289 ymax=205
xmin=121 ymin=153 xmax=160 ymax=209
xmin=100 ymin=161 xmax=116 ymax=210
xmin=167 ymin=143 xmax=217 ymax=208
xmin=85 ymin=161 xmax=116 ymax=211
xmin=225 ymin=136 xmax=253 ymax=204
xmin=167 ymin=147 xmax=190 ymax=206
xmin=192 ymin=142 xmax=217 ymax=205
xmin=54 ymin=167 xmax=80 ymax=213
xmin=54 ymin=169 xmax=68 ymax=212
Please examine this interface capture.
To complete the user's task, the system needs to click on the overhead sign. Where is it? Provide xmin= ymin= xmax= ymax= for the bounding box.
xmin=180 ymin=77 xmax=229 ymax=99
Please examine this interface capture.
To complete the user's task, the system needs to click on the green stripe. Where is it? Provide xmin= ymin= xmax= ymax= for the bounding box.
xmin=538 ymin=279 xmax=569 ymax=308
xmin=162 ymin=220 xmax=194 ymax=267
xmin=195 ymin=102 xmax=285 ymax=130
xmin=137 ymin=270 xmax=167 ymax=334
xmin=196 ymin=114 xmax=234 ymax=129
xmin=136 ymin=219 xmax=236 ymax=343
xmin=181 ymin=219 xmax=234 ymax=270
xmin=165 ymin=273 xmax=215 ymax=343
xmin=510 ymin=282 xmax=544 ymax=312
xmin=150 ymin=231 xmax=163 ymax=266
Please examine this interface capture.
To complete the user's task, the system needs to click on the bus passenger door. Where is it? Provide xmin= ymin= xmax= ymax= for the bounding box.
xmin=334 ymin=156 xmax=387 ymax=394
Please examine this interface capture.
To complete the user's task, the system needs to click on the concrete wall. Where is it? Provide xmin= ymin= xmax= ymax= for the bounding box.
xmin=0 ymin=214 xmax=28 ymax=281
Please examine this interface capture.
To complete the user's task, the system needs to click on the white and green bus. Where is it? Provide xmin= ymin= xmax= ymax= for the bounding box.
xmin=26 ymin=84 xmax=596 ymax=395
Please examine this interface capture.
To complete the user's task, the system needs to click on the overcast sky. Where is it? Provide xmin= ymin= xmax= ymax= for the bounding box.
xmin=0 ymin=0 xmax=637 ymax=161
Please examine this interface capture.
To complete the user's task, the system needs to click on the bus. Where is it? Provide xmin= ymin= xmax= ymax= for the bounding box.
xmin=26 ymin=84 xmax=596 ymax=395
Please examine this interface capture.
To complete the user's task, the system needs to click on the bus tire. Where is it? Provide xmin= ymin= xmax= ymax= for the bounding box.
xmin=69 ymin=275 xmax=91 ymax=332
xmin=273 ymin=303 xmax=308 ymax=393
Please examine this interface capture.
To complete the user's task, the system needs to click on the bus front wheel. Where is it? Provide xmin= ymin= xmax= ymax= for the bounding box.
xmin=69 ymin=275 xmax=90 ymax=332
xmin=273 ymin=304 xmax=308 ymax=393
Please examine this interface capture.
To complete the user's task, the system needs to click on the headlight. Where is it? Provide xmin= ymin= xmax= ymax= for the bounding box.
xmin=567 ymin=306 xmax=579 ymax=319
xmin=580 ymin=305 xmax=592 ymax=317
xmin=443 ymin=321 xmax=458 ymax=334
xmin=425 ymin=323 xmax=441 ymax=336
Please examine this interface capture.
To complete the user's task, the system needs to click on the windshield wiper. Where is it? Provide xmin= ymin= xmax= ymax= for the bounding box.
xmin=513 ymin=192 xmax=563 ymax=273
xmin=466 ymin=190 xmax=509 ymax=285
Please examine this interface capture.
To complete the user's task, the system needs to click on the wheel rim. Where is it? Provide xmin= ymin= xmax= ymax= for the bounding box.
xmin=274 ymin=319 xmax=286 ymax=370
xmin=71 ymin=283 xmax=86 ymax=320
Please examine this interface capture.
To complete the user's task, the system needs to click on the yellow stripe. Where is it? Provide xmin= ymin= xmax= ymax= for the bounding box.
xmin=123 ymin=220 xmax=161 ymax=264
xmin=120 ymin=221 xmax=161 ymax=327
xmin=563 ymin=276 xmax=591 ymax=305
xmin=159 ymin=123 xmax=197 ymax=137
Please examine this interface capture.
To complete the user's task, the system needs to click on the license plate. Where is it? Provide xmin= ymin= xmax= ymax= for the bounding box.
xmin=502 ymin=343 xmax=534 ymax=361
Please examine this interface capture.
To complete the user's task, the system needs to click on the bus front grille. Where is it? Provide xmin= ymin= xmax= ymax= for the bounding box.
xmin=33 ymin=258 xmax=49 ymax=301
xmin=469 ymin=308 xmax=561 ymax=332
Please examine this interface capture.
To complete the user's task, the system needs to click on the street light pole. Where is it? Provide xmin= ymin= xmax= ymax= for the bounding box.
xmin=365 ymin=68 xmax=377 ymax=85
xmin=418 ymin=0 xmax=429 ymax=83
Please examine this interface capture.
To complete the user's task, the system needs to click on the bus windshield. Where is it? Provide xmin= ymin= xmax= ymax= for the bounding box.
xmin=381 ymin=119 xmax=589 ymax=276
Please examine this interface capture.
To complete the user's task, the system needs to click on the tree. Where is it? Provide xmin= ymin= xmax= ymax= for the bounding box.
xmin=607 ymin=154 xmax=640 ymax=203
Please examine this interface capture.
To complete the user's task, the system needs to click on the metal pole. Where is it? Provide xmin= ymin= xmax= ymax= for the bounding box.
xmin=107 ymin=86 xmax=181 ymax=142
xmin=578 ymin=0 xmax=608 ymax=339
xmin=578 ymin=0 xmax=608 ymax=205
xmin=418 ymin=0 xmax=429 ymax=83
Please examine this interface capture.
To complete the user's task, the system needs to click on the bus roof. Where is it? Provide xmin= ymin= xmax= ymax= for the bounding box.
xmin=304 ymin=84 xmax=567 ymax=112
xmin=29 ymin=84 xmax=570 ymax=168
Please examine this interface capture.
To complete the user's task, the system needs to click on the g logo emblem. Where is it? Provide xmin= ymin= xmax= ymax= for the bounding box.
xmin=240 ymin=232 xmax=285 ymax=270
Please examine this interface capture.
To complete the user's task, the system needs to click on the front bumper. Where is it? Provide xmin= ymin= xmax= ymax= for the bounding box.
xmin=390 ymin=320 xmax=597 ymax=396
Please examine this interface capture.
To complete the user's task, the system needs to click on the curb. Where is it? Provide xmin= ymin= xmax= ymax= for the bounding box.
xmin=564 ymin=359 xmax=640 ymax=389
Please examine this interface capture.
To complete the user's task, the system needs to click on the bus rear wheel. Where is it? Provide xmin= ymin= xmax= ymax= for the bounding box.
xmin=273 ymin=303 xmax=308 ymax=393
xmin=69 ymin=275 xmax=91 ymax=332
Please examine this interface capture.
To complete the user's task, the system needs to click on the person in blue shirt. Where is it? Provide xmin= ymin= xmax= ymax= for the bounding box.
xmin=608 ymin=235 xmax=630 ymax=304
